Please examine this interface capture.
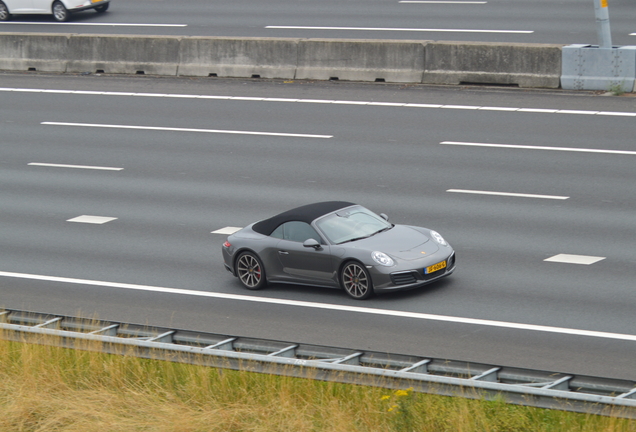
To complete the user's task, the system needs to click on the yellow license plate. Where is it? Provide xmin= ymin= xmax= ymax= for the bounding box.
xmin=91 ymin=0 xmax=102 ymax=3
xmin=425 ymin=261 xmax=446 ymax=274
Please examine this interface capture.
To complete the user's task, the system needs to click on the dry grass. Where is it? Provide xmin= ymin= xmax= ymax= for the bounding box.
xmin=0 ymin=336 xmax=634 ymax=432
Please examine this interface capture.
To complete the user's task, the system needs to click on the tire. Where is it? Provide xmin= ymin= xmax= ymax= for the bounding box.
xmin=52 ymin=1 xmax=69 ymax=22
xmin=235 ymin=252 xmax=267 ymax=290
xmin=340 ymin=261 xmax=374 ymax=300
xmin=95 ymin=3 xmax=109 ymax=12
xmin=0 ymin=1 xmax=11 ymax=21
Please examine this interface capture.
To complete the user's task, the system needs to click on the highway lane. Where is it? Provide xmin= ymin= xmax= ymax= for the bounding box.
xmin=0 ymin=0 xmax=634 ymax=45
xmin=1 ymin=73 xmax=636 ymax=378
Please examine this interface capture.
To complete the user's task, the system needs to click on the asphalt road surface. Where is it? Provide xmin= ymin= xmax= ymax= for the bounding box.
xmin=0 ymin=0 xmax=635 ymax=45
xmin=1 ymin=72 xmax=635 ymax=380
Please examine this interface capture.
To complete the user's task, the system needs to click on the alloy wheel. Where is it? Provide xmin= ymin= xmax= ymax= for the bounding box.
xmin=342 ymin=262 xmax=373 ymax=299
xmin=236 ymin=253 xmax=265 ymax=289
xmin=53 ymin=2 xmax=68 ymax=21
xmin=0 ymin=2 xmax=10 ymax=21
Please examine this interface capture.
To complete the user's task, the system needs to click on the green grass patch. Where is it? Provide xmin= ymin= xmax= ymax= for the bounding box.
xmin=0 ymin=337 xmax=634 ymax=432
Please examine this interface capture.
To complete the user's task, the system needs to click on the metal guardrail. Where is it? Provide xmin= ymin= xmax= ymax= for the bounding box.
xmin=1 ymin=308 xmax=635 ymax=418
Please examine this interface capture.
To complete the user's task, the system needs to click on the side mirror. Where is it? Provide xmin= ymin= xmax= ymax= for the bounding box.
xmin=303 ymin=238 xmax=322 ymax=250
xmin=380 ymin=213 xmax=389 ymax=221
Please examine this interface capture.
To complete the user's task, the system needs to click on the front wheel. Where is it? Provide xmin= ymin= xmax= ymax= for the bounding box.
xmin=52 ymin=1 xmax=69 ymax=22
xmin=95 ymin=3 xmax=109 ymax=12
xmin=340 ymin=261 xmax=374 ymax=300
xmin=236 ymin=252 xmax=267 ymax=290
xmin=0 ymin=1 xmax=12 ymax=21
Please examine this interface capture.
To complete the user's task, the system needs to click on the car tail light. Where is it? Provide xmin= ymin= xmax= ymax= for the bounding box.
xmin=223 ymin=241 xmax=231 ymax=248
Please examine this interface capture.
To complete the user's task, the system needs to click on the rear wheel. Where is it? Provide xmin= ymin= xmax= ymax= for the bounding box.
xmin=52 ymin=1 xmax=69 ymax=22
xmin=340 ymin=261 xmax=374 ymax=300
xmin=236 ymin=252 xmax=267 ymax=290
xmin=95 ymin=3 xmax=109 ymax=12
xmin=0 ymin=2 xmax=11 ymax=21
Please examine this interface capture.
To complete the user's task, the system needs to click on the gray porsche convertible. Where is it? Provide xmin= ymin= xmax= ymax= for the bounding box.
xmin=222 ymin=201 xmax=455 ymax=299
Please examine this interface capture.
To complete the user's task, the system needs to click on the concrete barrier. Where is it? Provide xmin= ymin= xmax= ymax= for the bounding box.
xmin=296 ymin=39 xmax=425 ymax=83
xmin=0 ymin=33 xmax=567 ymax=89
xmin=66 ymin=34 xmax=181 ymax=75
xmin=424 ymin=41 xmax=564 ymax=88
xmin=178 ymin=37 xmax=297 ymax=79
xmin=0 ymin=33 xmax=69 ymax=72
xmin=561 ymin=44 xmax=636 ymax=93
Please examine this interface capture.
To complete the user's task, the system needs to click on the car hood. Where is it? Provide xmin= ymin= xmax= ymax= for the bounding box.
xmin=347 ymin=225 xmax=438 ymax=261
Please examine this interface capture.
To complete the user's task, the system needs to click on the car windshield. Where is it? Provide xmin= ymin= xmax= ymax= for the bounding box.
xmin=315 ymin=206 xmax=392 ymax=244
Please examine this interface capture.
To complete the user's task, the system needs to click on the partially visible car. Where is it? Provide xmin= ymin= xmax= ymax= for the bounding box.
xmin=0 ymin=0 xmax=110 ymax=22
xmin=222 ymin=201 xmax=456 ymax=300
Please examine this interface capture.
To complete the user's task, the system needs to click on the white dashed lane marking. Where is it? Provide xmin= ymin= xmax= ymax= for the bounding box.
xmin=265 ymin=26 xmax=532 ymax=34
xmin=400 ymin=1 xmax=487 ymax=3
xmin=41 ymin=122 xmax=333 ymax=139
xmin=544 ymin=254 xmax=606 ymax=265
xmin=446 ymin=189 xmax=569 ymax=200
xmin=211 ymin=227 xmax=243 ymax=235
xmin=29 ymin=163 xmax=123 ymax=171
xmin=0 ymin=22 xmax=187 ymax=27
xmin=440 ymin=141 xmax=636 ymax=156
xmin=67 ymin=216 xmax=117 ymax=224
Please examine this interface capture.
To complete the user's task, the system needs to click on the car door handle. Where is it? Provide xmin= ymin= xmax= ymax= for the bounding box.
xmin=278 ymin=251 xmax=289 ymax=255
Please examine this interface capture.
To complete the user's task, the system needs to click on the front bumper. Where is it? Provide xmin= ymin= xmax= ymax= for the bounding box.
xmin=370 ymin=251 xmax=456 ymax=293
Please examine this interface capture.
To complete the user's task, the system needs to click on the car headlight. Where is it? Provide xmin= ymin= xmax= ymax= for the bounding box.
xmin=372 ymin=251 xmax=394 ymax=267
xmin=430 ymin=230 xmax=447 ymax=246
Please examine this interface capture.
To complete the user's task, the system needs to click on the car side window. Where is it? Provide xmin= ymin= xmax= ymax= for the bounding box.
xmin=282 ymin=221 xmax=322 ymax=243
xmin=271 ymin=224 xmax=284 ymax=239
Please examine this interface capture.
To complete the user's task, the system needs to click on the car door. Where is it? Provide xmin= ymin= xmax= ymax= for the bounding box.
xmin=4 ymin=0 xmax=35 ymax=13
xmin=273 ymin=221 xmax=337 ymax=287
xmin=31 ymin=0 xmax=52 ymax=13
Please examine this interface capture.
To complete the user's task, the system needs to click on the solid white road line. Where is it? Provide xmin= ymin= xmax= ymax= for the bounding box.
xmin=2 ymin=88 xmax=636 ymax=117
xmin=441 ymin=105 xmax=480 ymax=110
xmin=0 ymin=270 xmax=634 ymax=342
xmin=0 ymin=22 xmax=187 ymax=27
xmin=28 ymin=163 xmax=123 ymax=171
xmin=41 ymin=122 xmax=333 ymax=139
xmin=266 ymin=25 xmax=533 ymax=34
xmin=440 ymin=141 xmax=636 ymax=156
xmin=447 ymin=189 xmax=570 ymax=200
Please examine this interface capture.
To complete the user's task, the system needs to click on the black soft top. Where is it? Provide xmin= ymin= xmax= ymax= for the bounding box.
xmin=252 ymin=201 xmax=355 ymax=236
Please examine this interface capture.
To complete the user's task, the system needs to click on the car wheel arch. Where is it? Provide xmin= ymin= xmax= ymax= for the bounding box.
xmin=337 ymin=258 xmax=360 ymax=276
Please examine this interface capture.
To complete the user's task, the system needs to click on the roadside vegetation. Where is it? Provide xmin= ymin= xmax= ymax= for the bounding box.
xmin=0 ymin=336 xmax=634 ymax=432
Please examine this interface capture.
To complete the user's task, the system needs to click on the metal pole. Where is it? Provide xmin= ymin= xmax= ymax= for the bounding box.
xmin=594 ymin=0 xmax=612 ymax=48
